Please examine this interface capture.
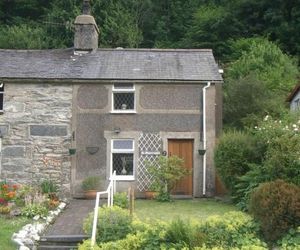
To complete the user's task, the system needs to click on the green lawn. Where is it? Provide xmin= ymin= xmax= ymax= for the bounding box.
xmin=0 ymin=216 xmax=30 ymax=250
xmin=134 ymin=198 xmax=237 ymax=222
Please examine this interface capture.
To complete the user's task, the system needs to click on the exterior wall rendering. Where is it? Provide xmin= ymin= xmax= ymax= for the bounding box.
xmin=72 ymin=82 xmax=220 ymax=197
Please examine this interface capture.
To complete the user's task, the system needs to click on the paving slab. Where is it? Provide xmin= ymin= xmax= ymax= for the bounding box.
xmin=44 ymin=199 xmax=95 ymax=236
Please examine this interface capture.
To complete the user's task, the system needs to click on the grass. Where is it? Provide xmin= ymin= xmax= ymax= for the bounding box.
xmin=134 ymin=198 xmax=237 ymax=222
xmin=0 ymin=216 xmax=30 ymax=250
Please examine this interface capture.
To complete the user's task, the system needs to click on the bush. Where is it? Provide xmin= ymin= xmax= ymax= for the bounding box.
xmin=21 ymin=204 xmax=48 ymax=218
xmin=83 ymin=206 xmax=132 ymax=244
xmin=214 ymin=130 xmax=264 ymax=194
xmin=147 ymin=156 xmax=190 ymax=202
xmin=277 ymin=227 xmax=300 ymax=250
xmin=165 ymin=218 xmax=194 ymax=248
xmin=195 ymin=211 xmax=266 ymax=249
xmin=98 ymin=221 xmax=167 ymax=250
xmin=113 ymin=192 xmax=128 ymax=209
xmin=249 ymin=180 xmax=300 ymax=242
xmin=84 ymin=212 xmax=266 ymax=249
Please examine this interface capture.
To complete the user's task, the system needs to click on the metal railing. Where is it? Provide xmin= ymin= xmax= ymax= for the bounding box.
xmin=91 ymin=171 xmax=117 ymax=247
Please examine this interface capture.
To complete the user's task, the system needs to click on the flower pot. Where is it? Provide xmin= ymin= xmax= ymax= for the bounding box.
xmin=84 ymin=190 xmax=97 ymax=199
xmin=144 ymin=191 xmax=157 ymax=200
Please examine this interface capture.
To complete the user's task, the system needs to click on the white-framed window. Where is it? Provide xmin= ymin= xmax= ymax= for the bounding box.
xmin=0 ymin=83 xmax=4 ymax=113
xmin=111 ymin=139 xmax=135 ymax=180
xmin=112 ymin=83 xmax=135 ymax=113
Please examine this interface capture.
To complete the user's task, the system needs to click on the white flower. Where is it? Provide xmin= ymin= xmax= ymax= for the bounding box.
xmin=294 ymin=128 xmax=299 ymax=131
xmin=264 ymin=115 xmax=269 ymax=121
xmin=292 ymin=124 xmax=297 ymax=128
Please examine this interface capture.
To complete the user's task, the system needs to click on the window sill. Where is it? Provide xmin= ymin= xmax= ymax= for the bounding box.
xmin=110 ymin=110 xmax=137 ymax=114
xmin=110 ymin=176 xmax=135 ymax=181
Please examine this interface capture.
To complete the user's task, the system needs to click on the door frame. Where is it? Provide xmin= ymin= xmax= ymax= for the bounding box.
xmin=160 ymin=132 xmax=202 ymax=197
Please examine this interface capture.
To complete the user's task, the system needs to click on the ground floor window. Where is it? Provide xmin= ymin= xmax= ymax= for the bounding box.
xmin=111 ymin=139 xmax=134 ymax=180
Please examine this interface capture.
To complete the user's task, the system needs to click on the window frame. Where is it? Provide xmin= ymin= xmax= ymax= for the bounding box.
xmin=111 ymin=84 xmax=136 ymax=113
xmin=110 ymin=139 xmax=135 ymax=180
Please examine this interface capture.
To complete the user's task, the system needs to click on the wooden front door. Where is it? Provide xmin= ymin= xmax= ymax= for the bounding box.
xmin=168 ymin=139 xmax=193 ymax=196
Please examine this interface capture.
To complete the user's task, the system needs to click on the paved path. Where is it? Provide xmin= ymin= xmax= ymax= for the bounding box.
xmin=44 ymin=199 xmax=95 ymax=236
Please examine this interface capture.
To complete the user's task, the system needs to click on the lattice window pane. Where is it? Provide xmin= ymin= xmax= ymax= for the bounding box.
xmin=113 ymin=140 xmax=133 ymax=150
xmin=114 ymin=93 xmax=134 ymax=110
xmin=113 ymin=153 xmax=133 ymax=175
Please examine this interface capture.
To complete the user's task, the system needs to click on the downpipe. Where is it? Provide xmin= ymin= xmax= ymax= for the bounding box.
xmin=202 ymin=82 xmax=211 ymax=196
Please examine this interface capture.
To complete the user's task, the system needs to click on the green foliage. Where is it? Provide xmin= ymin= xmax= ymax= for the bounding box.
xmin=249 ymin=180 xmax=300 ymax=243
xmin=83 ymin=206 xmax=132 ymax=244
xmin=223 ymin=38 xmax=298 ymax=129
xmin=277 ymin=227 xmax=300 ymax=250
xmin=223 ymin=74 xmax=273 ymax=129
xmin=227 ymin=38 xmax=298 ymax=92
xmin=214 ymin=130 xmax=264 ymax=194
xmin=21 ymin=203 xmax=49 ymax=218
xmin=0 ymin=24 xmax=53 ymax=49
xmin=147 ymin=156 xmax=190 ymax=202
xmin=81 ymin=176 xmax=101 ymax=191
xmin=83 ymin=211 xmax=267 ymax=249
xmin=196 ymin=211 xmax=267 ymax=249
xmin=40 ymin=180 xmax=58 ymax=194
xmin=113 ymin=192 xmax=128 ymax=209
xmin=216 ymin=113 xmax=300 ymax=210
xmin=252 ymin=115 xmax=300 ymax=186
xmin=165 ymin=218 xmax=194 ymax=248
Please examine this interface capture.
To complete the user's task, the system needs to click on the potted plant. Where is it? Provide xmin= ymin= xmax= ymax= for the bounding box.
xmin=81 ymin=176 xmax=101 ymax=199
xmin=146 ymin=156 xmax=190 ymax=201
xmin=144 ymin=183 xmax=159 ymax=200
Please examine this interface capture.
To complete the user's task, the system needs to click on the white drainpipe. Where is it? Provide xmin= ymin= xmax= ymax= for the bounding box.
xmin=202 ymin=82 xmax=211 ymax=196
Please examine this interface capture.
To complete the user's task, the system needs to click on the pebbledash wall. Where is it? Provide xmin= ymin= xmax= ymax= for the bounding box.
xmin=72 ymin=82 xmax=221 ymax=197
xmin=0 ymin=83 xmax=73 ymax=197
xmin=0 ymin=81 xmax=221 ymax=197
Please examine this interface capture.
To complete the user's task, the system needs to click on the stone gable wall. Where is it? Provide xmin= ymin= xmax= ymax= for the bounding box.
xmin=0 ymin=83 xmax=73 ymax=197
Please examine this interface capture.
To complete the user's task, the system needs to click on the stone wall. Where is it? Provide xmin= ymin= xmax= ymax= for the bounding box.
xmin=0 ymin=83 xmax=73 ymax=197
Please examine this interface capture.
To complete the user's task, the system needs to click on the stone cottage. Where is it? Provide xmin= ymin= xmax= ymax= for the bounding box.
xmin=0 ymin=2 xmax=223 ymax=198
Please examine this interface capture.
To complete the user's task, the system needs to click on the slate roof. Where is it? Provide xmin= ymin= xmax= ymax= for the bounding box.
xmin=0 ymin=48 xmax=222 ymax=82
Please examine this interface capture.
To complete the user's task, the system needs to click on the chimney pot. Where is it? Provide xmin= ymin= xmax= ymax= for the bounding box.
xmin=74 ymin=1 xmax=99 ymax=51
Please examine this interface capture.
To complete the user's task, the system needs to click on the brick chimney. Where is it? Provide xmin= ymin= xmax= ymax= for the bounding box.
xmin=74 ymin=0 xmax=99 ymax=51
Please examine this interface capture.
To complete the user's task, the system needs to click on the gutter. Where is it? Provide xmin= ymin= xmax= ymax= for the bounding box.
xmin=202 ymin=82 xmax=211 ymax=196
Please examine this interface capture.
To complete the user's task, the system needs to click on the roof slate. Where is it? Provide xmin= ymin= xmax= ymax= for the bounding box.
xmin=0 ymin=48 xmax=222 ymax=82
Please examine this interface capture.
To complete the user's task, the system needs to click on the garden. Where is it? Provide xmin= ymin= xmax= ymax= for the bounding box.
xmin=78 ymin=141 xmax=299 ymax=250
xmin=0 ymin=180 xmax=61 ymax=249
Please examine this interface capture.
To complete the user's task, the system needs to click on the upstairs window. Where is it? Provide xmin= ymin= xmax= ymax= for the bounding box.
xmin=0 ymin=83 xmax=3 ymax=113
xmin=111 ymin=139 xmax=134 ymax=180
xmin=112 ymin=83 xmax=135 ymax=113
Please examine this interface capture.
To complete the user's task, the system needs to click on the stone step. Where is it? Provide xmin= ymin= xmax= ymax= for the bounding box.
xmin=38 ymin=235 xmax=88 ymax=249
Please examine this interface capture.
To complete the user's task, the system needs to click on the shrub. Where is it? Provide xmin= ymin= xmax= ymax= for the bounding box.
xmin=214 ymin=130 xmax=264 ymax=194
xmin=83 ymin=206 xmax=132 ymax=244
xmin=195 ymin=211 xmax=266 ymax=248
xmin=165 ymin=218 xmax=194 ymax=248
xmin=21 ymin=204 xmax=49 ymax=218
xmin=98 ymin=221 xmax=167 ymax=250
xmin=40 ymin=180 xmax=58 ymax=194
xmin=277 ymin=226 xmax=300 ymax=250
xmin=113 ymin=192 xmax=128 ymax=209
xmin=249 ymin=180 xmax=300 ymax=242
xmin=81 ymin=176 xmax=101 ymax=191
xmin=147 ymin=156 xmax=190 ymax=202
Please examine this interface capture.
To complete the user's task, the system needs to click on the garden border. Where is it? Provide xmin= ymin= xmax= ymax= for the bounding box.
xmin=11 ymin=200 xmax=67 ymax=250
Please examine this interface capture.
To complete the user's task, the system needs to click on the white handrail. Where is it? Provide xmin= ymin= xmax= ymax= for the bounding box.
xmin=91 ymin=171 xmax=117 ymax=247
